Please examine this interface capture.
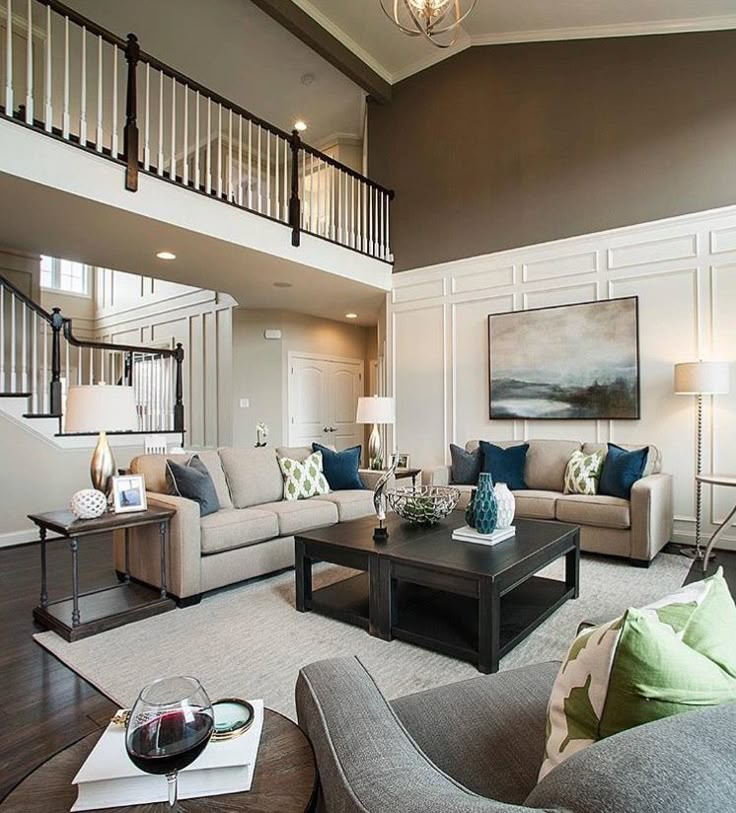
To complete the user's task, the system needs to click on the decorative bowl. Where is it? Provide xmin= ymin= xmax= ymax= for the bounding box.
xmin=386 ymin=486 xmax=460 ymax=525
xmin=70 ymin=488 xmax=107 ymax=519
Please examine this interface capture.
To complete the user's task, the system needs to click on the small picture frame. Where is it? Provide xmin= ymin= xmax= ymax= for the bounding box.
xmin=112 ymin=474 xmax=148 ymax=513
xmin=397 ymin=453 xmax=411 ymax=469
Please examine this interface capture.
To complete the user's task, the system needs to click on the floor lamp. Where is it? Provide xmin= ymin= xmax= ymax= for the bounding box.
xmin=674 ymin=361 xmax=730 ymax=559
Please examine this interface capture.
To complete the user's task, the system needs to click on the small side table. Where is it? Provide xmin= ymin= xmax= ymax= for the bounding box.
xmin=29 ymin=507 xmax=176 ymax=642
xmin=695 ymin=474 xmax=736 ymax=573
xmin=0 ymin=709 xmax=317 ymax=813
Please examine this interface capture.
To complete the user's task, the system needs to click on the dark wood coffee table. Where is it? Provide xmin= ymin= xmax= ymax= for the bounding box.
xmin=295 ymin=513 xmax=580 ymax=674
xmin=0 ymin=709 xmax=317 ymax=812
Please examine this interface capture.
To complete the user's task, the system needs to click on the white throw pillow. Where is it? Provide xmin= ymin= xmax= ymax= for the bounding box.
xmin=278 ymin=451 xmax=330 ymax=501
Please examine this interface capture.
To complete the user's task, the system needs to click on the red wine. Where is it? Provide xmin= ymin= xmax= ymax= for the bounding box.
xmin=127 ymin=709 xmax=213 ymax=776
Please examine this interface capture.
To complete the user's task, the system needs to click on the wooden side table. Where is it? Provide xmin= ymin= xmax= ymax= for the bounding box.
xmin=695 ymin=474 xmax=736 ymax=573
xmin=0 ymin=709 xmax=317 ymax=813
xmin=29 ymin=507 xmax=176 ymax=641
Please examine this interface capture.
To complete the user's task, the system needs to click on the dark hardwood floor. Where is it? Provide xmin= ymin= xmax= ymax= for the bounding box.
xmin=1 ymin=535 xmax=734 ymax=801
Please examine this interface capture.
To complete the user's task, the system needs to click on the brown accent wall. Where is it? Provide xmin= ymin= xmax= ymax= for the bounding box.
xmin=369 ymin=31 xmax=736 ymax=271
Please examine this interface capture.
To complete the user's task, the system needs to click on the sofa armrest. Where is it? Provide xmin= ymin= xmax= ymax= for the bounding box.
xmin=113 ymin=492 xmax=202 ymax=599
xmin=425 ymin=465 xmax=452 ymax=486
xmin=296 ymin=657 xmax=519 ymax=813
xmin=630 ymin=473 xmax=674 ymax=563
xmin=359 ymin=469 xmax=385 ymax=490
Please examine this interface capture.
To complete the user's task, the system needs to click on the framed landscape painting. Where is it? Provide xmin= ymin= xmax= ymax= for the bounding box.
xmin=488 ymin=297 xmax=640 ymax=420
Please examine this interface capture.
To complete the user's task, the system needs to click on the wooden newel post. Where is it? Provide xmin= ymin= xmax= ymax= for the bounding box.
xmin=50 ymin=308 xmax=63 ymax=416
xmin=123 ymin=33 xmax=140 ymax=193
xmin=289 ymin=129 xmax=301 ymax=248
xmin=173 ymin=343 xmax=184 ymax=433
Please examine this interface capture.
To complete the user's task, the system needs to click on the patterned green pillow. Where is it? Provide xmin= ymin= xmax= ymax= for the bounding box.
xmin=563 ymin=450 xmax=604 ymax=495
xmin=539 ymin=568 xmax=736 ymax=781
xmin=278 ymin=451 xmax=330 ymax=501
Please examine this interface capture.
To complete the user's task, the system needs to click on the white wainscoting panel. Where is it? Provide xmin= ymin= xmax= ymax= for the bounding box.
xmin=389 ymin=204 xmax=736 ymax=549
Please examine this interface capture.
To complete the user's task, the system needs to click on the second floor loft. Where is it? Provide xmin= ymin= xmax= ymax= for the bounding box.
xmin=0 ymin=0 xmax=394 ymax=302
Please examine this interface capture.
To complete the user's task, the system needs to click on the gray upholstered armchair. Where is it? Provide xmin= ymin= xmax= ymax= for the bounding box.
xmin=296 ymin=656 xmax=736 ymax=813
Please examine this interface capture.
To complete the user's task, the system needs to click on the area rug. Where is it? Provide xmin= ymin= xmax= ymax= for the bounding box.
xmin=35 ymin=553 xmax=690 ymax=719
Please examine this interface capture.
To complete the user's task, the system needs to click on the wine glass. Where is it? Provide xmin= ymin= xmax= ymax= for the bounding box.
xmin=126 ymin=676 xmax=214 ymax=809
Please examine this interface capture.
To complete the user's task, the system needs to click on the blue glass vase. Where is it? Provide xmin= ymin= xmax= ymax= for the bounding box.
xmin=474 ymin=472 xmax=498 ymax=535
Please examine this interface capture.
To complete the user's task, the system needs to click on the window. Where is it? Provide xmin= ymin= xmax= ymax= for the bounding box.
xmin=41 ymin=256 xmax=90 ymax=296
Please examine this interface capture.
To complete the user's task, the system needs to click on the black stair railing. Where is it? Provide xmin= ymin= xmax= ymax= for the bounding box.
xmin=1 ymin=0 xmax=395 ymax=263
xmin=0 ymin=273 xmax=185 ymax=433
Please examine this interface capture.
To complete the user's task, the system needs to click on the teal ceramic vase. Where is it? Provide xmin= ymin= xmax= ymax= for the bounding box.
xmin=465 ymin=488 xmax=477 ymax=528
xmin=474 ymin=472 xmax=498 ymax=534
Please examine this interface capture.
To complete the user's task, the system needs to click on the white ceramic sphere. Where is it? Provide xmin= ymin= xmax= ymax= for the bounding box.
xmin=70 ymin=488 xmax=107 ymax=519
xmin=493 ymin=482 xmax=516 ymax=530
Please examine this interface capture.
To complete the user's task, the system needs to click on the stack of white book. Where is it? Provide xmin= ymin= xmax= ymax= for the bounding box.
xmin=452 ymin=525 xmax=516 ymax=546
xmin=71 ymin=700 xmax=264 ymax=811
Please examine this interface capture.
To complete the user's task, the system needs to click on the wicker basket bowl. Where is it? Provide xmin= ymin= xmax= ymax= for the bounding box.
xmin=386 ymin=485 xmax=460 ymax=525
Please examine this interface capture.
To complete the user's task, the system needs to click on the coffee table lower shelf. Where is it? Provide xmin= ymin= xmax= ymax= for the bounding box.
xmin=308 ymin=572 xmax=573 ymax=667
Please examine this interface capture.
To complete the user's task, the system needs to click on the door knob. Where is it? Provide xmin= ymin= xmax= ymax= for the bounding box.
xmin=323 ymin=427 xmax=329 ymax=432
xmin=329 ymin=427 xmax=337 ymax=432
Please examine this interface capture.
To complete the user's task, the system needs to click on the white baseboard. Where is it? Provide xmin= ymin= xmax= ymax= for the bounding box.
xmin=0 ymin=528 xmax=66 ymax=548
xmin=671 ymin=528 xmax=736 ymax=553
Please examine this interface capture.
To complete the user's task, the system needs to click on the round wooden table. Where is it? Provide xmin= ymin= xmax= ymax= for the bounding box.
xmin=0 ymin=709 xmax=317 ymax=813
xmin=696 ymin=474 xmax=736 ymax=573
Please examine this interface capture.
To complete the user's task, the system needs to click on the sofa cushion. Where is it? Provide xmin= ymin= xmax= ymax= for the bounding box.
xmin=599 ymin=443 xmax=649 ymax=499
xmin=313 ymin=444 xmax=364 ymax=491
xmin=583 ymin=441 xmax=661 ymax=476
xmin=131 ymin=450 xmax=233 ymax=509
xmin=539 ymin=569 xmax=736 ymax=781
xmin=200 ymin=508 xmax=279 ymax=555
xmin=525 ymin=439 xmax=583 ymax=491
xmin=480 ymin=441 xmax=529 ymax=490
xmin=513 ymin=490 xmax=559 ymax=520
xmin=166 ymin=455 xmax=220 ymax=517
xmin=218 ymin=447 xmax=284 ymax=508
xmin=258 ymin=499 xmax=338 ymax=536
xmin=449 ymin=443 xmax=481 ymax=485
xmin=556 ymin=494 xmax=631 ymax=530
xmin=314 ymin=490 xmax=375 ymax=522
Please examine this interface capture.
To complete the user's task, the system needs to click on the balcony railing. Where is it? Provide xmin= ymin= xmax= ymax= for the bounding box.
xmin=0 ymin=0 xmax=394 ymax=262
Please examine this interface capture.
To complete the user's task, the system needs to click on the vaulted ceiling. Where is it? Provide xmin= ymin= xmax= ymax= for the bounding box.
xmin=293 ymin=0 xmax=736 ymax=83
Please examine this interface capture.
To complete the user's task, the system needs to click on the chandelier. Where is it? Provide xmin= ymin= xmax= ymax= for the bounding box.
xmin=379 ymin=0 xmax=477 ymax=48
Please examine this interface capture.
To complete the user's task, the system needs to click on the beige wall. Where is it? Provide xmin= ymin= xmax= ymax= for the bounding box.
xmin=232 ymin=309 xmax=375 ymax=448
xmin=369 ymin=31 xmax=736 ymax=272
xmin=0 ymin=249 xmax=39 ymax=298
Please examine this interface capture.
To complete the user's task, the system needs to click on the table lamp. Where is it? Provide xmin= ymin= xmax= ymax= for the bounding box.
xmin=356 ymin=396 xmax=395 ymax=470
xmin=674 ymin=361 xmax=730 ymax=559
xmin=65 ymin=384 xmax=139 ymax=497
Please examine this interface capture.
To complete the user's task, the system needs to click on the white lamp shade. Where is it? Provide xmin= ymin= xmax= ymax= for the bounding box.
xmin=65 ymin=385 xmax=139 ymax=433
xmin=674 ymin=362 xmax=730 ymax=395
xmin=356 ymin=396 xmax=395 ymax=425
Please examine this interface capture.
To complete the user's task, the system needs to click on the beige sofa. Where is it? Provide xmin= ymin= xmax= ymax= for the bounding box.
xmin=430 ymin=440 xmax=673 ymax=566
xmin=114 ymin=446 xmax=386 ymax=603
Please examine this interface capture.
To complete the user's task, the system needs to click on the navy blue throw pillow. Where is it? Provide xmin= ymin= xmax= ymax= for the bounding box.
xmin=166 ymin=454 xmax=220 ymax=517
xmin=599 ymin=444 xmax=649 ymax=499
xmin=313 ymin=444 xmax=364 ymax=490
xmin=479 ymin=441 xmax=529 ymax=491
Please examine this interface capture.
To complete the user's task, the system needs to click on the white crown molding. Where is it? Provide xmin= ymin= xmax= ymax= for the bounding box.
xmin=312 ymin=130 xmax=363 ymax=152
xmin=287 ymin=0 xmax=394 ymax=85
xmin=288 ymin=4 xmax=736 ymax=86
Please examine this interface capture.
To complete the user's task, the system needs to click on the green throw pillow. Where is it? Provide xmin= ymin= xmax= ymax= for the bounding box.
xmin=563 ymin=450 xmax=604 ymax=495
xmin=539 ymin=568 xmax=736 ymax=781
xmin=278 ymin=451 xmax=330 ymax=501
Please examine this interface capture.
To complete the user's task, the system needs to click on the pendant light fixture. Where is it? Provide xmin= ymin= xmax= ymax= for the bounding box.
xmin=379 ymin=0 xmax=477 ymax=48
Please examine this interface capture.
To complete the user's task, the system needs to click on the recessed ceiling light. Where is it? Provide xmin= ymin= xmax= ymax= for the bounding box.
xmin=301 ymin=73 xmax=316 ymax=86
xmin=156 ymin=251 xmax=176 ymax=260
xmin=345 ymin=313 xmax=358 ymax=320
xmin=273 ymin=281 xmax=293 ymax=288
xmin=294 ymin=120 xmax=307 ymax=132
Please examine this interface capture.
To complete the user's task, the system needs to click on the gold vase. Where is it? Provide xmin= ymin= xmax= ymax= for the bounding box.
xmin=90 ymin=431 xmax=116 ymax=498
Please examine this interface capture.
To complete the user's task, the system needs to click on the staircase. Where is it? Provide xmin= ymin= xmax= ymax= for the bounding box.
xmin=0 ymin=272 xmax=185 ymax=439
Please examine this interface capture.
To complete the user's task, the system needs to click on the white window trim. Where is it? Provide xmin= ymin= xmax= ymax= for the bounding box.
xmin=40 ymin=257 xmax=92 ymax=298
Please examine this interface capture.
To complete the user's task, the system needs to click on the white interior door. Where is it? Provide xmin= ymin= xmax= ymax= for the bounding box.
xmin=289 ymin=354 xmax=363 ymax=451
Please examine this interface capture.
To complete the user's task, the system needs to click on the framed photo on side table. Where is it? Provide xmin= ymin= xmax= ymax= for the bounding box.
xmin=112 ymin=474 xmax=148 ymax=513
